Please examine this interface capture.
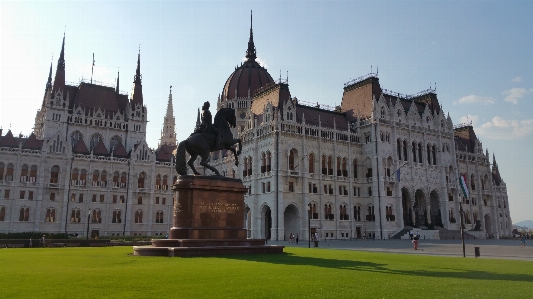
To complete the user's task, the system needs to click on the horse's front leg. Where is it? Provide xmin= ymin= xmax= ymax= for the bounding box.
xmin=199 ymin=153 xmax=221 ymax=176
xmin=188 ymin=154 xmax=201 ymax=175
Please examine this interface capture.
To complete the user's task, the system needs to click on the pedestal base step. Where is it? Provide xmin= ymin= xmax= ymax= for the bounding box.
xmin=133 ymin=244 xmax=285 ymax=257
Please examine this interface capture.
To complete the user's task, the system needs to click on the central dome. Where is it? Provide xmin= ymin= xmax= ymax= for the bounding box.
xmin=221 ymin=13 xmax=273 ymax=101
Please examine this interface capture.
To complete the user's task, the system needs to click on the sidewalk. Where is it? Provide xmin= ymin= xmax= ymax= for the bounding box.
xmin=269 ymin=238 xmax=533 ymax=261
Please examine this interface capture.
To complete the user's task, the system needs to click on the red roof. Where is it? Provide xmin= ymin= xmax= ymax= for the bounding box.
xmin=156 ymin=144 xmax=176 ymax=162
xmin=0 ymin=130 xmax=18 ymax=148
xmin=222 ymin=60 xmax=273 ymax=100
xmin=92 ymin=140 xmax=109 ymax=156
xmin=72 ymin=83 xmax=122 ymax=117
xmin=112 ymin=142 xmax=128 ymax=158
xmin=22 ymin=133 xmax=42 ymax=150
xmin=73 ymin=139 xmax=90 ymax=154
xmin=454 ymin=125 xmax=477 ymax=153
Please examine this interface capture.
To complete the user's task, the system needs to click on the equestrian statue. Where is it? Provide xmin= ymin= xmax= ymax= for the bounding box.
xmin=175 ymin=101 xmax=241 ymax=176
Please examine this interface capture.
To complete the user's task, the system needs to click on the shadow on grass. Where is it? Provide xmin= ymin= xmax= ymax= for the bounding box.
xmin=224 ymin=252 xmax=533 ymax=283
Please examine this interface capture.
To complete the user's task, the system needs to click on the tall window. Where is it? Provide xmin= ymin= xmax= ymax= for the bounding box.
xmin=6 ymin=163 xmax=14 ymax=181
xmin=112 ymin=210 xmax=122 ymax=223
xmin=45 ymin=208 xmax=56 ymax=222
xmin=70 ymin=130 xmax=83 ymax=147
xmin=353 ymin=205 xmax=361 ymax=221
xmin=247 ymin=156 xmax=252 ymax=176
xmin=92 ymin=209 xmax=102 ymax=223
xmin=432 ymin=145 xmax=437 ymax=165
xmin=113 ymin=171 xmax=119 ymax=187
xmin=412 ymin=142 xmax=417 ymax=162
xmin=90 ymin=133 xmax=103 ymax=151
xmin=110 ymin=135 xmax=122 ymax=151
xmin=322 ymin=155 xmax=327 ymax=175
xmin=19 ymin=207 xmax=30 ymax=221
xmin=288 ymin=149 xmax=296 ymax=170
xmin=417 ymin=143 xmax=422 ymax=163
xmin=342 ymin=158 xmax=348 ymax=177
xmin=339 ymin=204 xmax=349 ymax=220
xmin=138 ymin=172 xmax=145 ymax=188
xmin=427 ymin=144 xmax=431 ymax=164
xmin=0 ymin=162 xmax=4 ymax=180
xmin=156 ymin=211 xmax=164 ymax=223
xmin=120 ymin=172 xmax=127 ymax=188
xmin=80 ymin=169 xmax=87 ymax=186
xmin=92 ymin=170 xmax=100 ymax=187
xmin=100 ymin=171 xmax=107 ymax=187
xmin=243 ymin=157 xmax=248 ymax=177
xmin=308 ymin=153 xmax=315 ymax=173
xmin=336 ymin=157 xmax=342 ymax=176
xmin=0 ymin=206 xmax=5 ymax=221
xmin=70 ymin=209 xmax=81 ymax=223
xmin=402 ymin=140 xmax=407 ymax=162
xmin=353 ymin=159 xmax=358 ymax=178
xmin=397 ymin=139 xmax=402 ymax=160
xmin=50 ymin=165 xmax=60 ymax=184
xmin=266 ymin=152 xmax=271 ymax=172
xmin=155 ymin=174 xmax=162 ymax=189
xmin=135 ymin=210 xmax=143 ymax=223
xmin=324 ymin=204 xmax=333 ymax=220
xmin=162 ymin=175 xmax=168 ymax=190
xmin=20 ymin=164 xmax=28 ymax=182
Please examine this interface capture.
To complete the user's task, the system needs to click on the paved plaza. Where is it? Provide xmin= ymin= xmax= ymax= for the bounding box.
xmin=269 ymin=238 xmax=533 ymax=261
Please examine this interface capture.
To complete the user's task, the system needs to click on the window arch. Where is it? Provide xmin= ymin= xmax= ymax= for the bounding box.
xmin=156 ymin=211 xmax=164 ymax=223
xmin=402 ymin=140 xmax=408 ymax=162
xmin=339 ymin=204 xmax=349 ymax=220
xmin=266 ymin=151 xmax=272 ymax=172
xmin=70 ymin=130 xmax=83 ymax=147
xmin=353 ymin=205 xmax=361 ymax=221
xmin=327 ymin=155 xmax=333 ymax=175
xmin=432 ymin=145 xmax=437 ymax=165
xmin=162 ymin=175 xmax=168 ymax=190
xmin=380 ymin=106 xmax=385 ymax=118
xmin=308 ymin=153 xmax=315 ymax=173
xmin=112 ymin=210 xmax=122 ymax=223
xmin=92 ymin=209 xmax=102 ymax=223
xmin=50 ymin=165 xmax=60 ymax=184
xmin=20 ymin=164 xmax=29 ymax=182
xmin=100 ymin=171 xmax=107 ymax=187
xmin=310 ymin=202 xmax=318 ymax=219
xmin=71 ymin=168 xmax=79 ymax=185
xmin=261 ymin=152 xmax=266 ymax=173
xmin=352 ymin=159 xmax=358 ymax=178
xmin=110 ymin=135 xmax=122 ymax=151
xmin=19 ymin=207 xmax=30 ymax=222
xmin=155 ymin=174 xmax=162 ymax=190
xmin=92 ymin=170 xmax=100 ymax=187
xmin=113 ymin=171 xmax=120 ymax=187
xmin=470 ymin=174 xmax=476 ymax=190
xmin=324 ymin=203 xmax=333 ymax=220
xmin=247 ymin=156 xmax=252 ymax=176
xmin=322 ymin=154 xmax=327 ymax=175
xmin=417 ymin=143 xmax=422 ymax=163
xmin=45 ymin=208 xmax=56 ymax=222
xmin=397 ymin=139 xmax=402 ymax=160
xmin=90 ymin=133 xmax=103 ymax=151
xmin=336 ymin=157 xmax=342 ymax=176
xmin=342 ymin=158 xmax=348 ymax=177
xmin=70 ymin=209 xmax=81 ymax=223
xmin=0 ymin=206 xmax=5 ymax=221
xmin=120 ymin=172 xmax=127 ymax=188
xmin=0 ymin=162 xmax=4 ymax=180
xmin=243 ymin=157 xmax=248 ymax=177
xmin=289 ymin=149 xmax=296 ymax=170
xmin=412 ymin=142 xmax=417 ymax=162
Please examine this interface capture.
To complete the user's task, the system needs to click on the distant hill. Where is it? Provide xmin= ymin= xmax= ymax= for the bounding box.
xmin=514 ymin=220 xmax=533 ymax=229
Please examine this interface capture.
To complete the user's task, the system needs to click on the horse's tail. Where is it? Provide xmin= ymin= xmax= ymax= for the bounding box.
xmin=175 ymin=140 xmax=188 ymax=175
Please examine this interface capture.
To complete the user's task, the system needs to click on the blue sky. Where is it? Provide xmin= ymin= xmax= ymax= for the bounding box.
xmin=1 ymin=1 xmax=532 ymax=222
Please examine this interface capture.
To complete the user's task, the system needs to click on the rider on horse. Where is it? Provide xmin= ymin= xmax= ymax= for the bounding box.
xmin=197 ymin=101 xmax=221 ymax=149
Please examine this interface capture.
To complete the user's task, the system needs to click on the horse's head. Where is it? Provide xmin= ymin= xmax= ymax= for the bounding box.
xmin=214 ymin=108 xmax=236 ymax=128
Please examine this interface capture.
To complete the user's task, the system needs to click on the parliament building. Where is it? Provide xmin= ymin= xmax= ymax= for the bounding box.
xmin=0 ymin=21 xmax=512 ymax=240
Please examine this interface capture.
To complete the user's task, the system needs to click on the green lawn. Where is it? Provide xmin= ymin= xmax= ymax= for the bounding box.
xmin=1 ymin=246 xmax=531 ymax=298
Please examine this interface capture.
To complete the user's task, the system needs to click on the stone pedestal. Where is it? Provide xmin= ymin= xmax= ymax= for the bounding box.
xmin=133 ymin=175 xmax=284 ymax=257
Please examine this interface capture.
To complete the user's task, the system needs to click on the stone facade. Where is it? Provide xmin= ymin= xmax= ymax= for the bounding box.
xmin=0 ymin=37 xmax=176 ymax=238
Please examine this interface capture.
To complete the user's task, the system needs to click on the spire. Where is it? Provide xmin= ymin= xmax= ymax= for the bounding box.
xmin=115 ymin=70 xmax=120 ymax=93
xmin=245 ymin=10 xmax=257 ymax=61
xmin=52 ymin=33 xmax=66 ymax=95
xmin=42 ymin=61 xmax=53 ymax=105
xmin=131 ymin=48 xmax=144 ymax=107
xmin=159 ymin=85 xmax=176 ymax=146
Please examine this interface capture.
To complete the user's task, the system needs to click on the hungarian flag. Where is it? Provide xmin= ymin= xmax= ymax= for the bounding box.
xmin=459 ymin=174 xmax=469 ymax=198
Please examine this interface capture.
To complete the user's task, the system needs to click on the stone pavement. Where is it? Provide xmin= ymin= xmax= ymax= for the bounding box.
xmin=268 ymin=238 xmax=533 ymax=261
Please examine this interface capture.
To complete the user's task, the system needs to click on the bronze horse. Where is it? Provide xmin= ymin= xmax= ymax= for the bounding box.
xmin=175 ymin=108 xmax=241 ymax=176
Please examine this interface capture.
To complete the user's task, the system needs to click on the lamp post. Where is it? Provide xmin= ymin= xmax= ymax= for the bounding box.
xmin=308 ymin=204 xmax=311 ymax=248
xmin=86 ymin=209 xmax=91 ymax=241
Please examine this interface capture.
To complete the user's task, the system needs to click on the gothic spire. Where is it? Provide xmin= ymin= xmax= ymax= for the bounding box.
xmin=159 ymin=85 xmax=176 ymax=146
xmin=42 ymin=61 xmax=53 ymax=106
xmin=131 ymin=48 xmax=144 ymax=107
xmin=52 ymin=33 xmax=66 ymax=95
xmin=245 ymin=10 xmax=257 ymax=61
xmin=115 ymin=70 xmax=120 ymax=94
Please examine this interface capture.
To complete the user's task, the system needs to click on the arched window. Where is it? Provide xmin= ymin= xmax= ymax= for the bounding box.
xmin=50 ymin=165 xmax=60 ymax=184
xmin=156 ymin=211 xmax=164 ymax=223
xmin=412 ymin=142 xmax=417 ymax=162
xmin=0 ymin=162 xmax=4 ymax=180
xmin=112 ymin=210 xmax=122 ymax=223
xmin=45 ymin=208 xmax=56 ymax=222
xmin=417 ymin=143 xmax=422 ymax=163
xmin=71 ymin=168 xmax=79 ymax=185
xmin=353 ymin=159 xmax=358 ymax=178
xmin=100 ymin=171 xmax=107 ymax=187
xmin=120 ymin=172 xmax=127 ymax=188
xmin=0 ymin=206 xmax=5 ymax=221
xmin=20 ymin=164 xmax=29 ymax=182
xmin=90 ymin=133 xmax=103 ymax=151
xmin=336 ymin=157 xmax=341 ymax=176
xmin=322 ymin=155 xmax=327 ymax=175
xmin=432 ymin=145 xmax=437 ymax=165
xmin=162 ymin=175 xmax=168 ymax=190
xmin=19 ymin=207 xmax=30 ymax=222
xmin=380 ymin=107 xmax=385 ymax=118
xmin=138 ymin=172 xmax=146 ymax=189
xmin=155 ymin=174 xmax=162 ymax=190
xmin=427 ymin=144 xmax=431 ymax=164
xmin=247 ymin=156 xmax=253 ymax=176
xmin=353 ymin=205 xmax=361 ymax=221
xmin=261 ymin=152 xmax=266 ymax=173
xmin=135 ymin=210 xmax=143 ymax=223
xmin=308 ymin=153 xmax=315 ymax=173
xmin=266 ymin=151 xmax=272 ymax=172
xmin=289 ymin=149 xmax=296 ymax=170
xmin=80 ymin=169 xmax=87 ymax=186
xmin=92 ymin=209 xmax=102 ymax=223
xmin=327 ymin=156 xmax=333 ymax=175
xmin=92 ymin=170 xmax=100 ymax=187
xmin=110 ymin=135 xmax=122 ymax=151
xmin=311 ymin=203 xmax=318 ymax=219
xmin=70 ymin=130 xmax=83 ymax=147
xmin=342 ymin=158 xmax=348 ymax=177
xmin=339 ymin=204 xmax=349 ymax=220
xmin=470 ymin=174 xmax=476 ymax=191
xmin=113 ymin=171 xmax=119 ymax=187
xmin=6 ymin=163 xmax=14 ymax=181
xmin=70 ymin=209 xmax=81 ymax=223
xmin=243 ymin=157 xmax=248 ymax=177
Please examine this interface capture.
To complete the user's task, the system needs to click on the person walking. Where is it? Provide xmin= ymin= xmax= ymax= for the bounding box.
xmin=295 ymin=233 xmax=299 ymax=244
xmin=413 ymin=234 xmax=419 ymax=250
xmin=29 ymin=238 xmax=33 ymax=248
xmin=520 ymin=235 xmax=526 ymax=248
xmin=40 ymin=235 xmax=46 ymax=248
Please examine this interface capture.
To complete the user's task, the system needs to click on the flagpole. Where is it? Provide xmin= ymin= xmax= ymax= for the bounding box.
xmin=91 ymin=53 xmax=95 ymax=84
xmin=460 ymin=201 xmax=466 ymax=257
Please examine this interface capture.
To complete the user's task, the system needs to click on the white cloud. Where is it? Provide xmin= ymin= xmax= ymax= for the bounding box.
xmin=455 ymin=95 xmax=495 ymax=104
xmin=242 ymin=57 xmax=269 ymax=69
xmin=459 ymin=114 xmax=479 ymax=126
xmin=477 ymin=116 xmax=533 ymax=140
xmin=512 ymin=76 xmax=522 ymax=82
xmin=502 ymin=88 xmax=533 ymax=104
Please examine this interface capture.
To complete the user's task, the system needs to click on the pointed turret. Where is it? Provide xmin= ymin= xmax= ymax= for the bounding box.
xmin=159 ymin=86 xmax=176 ymax=146
xmin=245 ymin=10 xmax=257 ymax=61
xmin=115 ymin=70 xmax=120 ymax=94
xmin=492 ymin=153 xmax=502 ymax=186
xmin=52 ymin=33 xmax=66 ymax=96
xmin=131 ymin=49 xmax=143 ymax=107
xmin=42 ymin=61 xmax=53 ymax=105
